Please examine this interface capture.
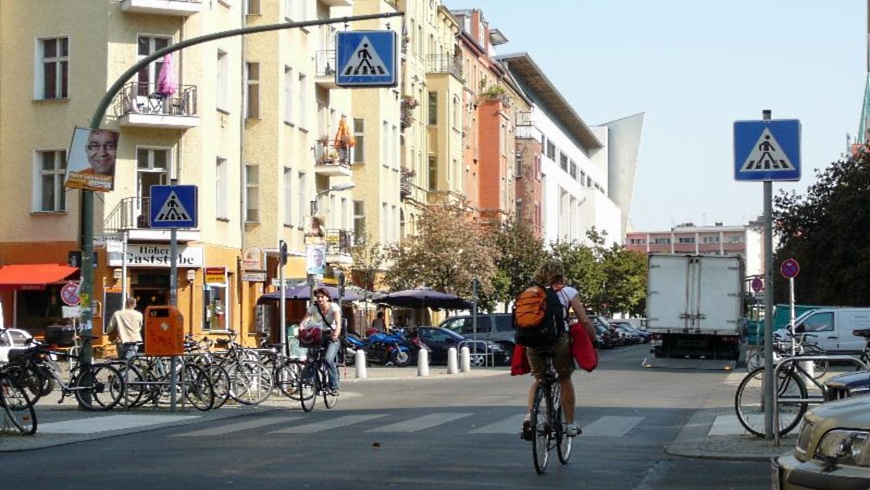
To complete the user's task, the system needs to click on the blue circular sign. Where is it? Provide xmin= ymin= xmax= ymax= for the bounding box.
xmin=781 ymin=258 xmax=800 ymax=279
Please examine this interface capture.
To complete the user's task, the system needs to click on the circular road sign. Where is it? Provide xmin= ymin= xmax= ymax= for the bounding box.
xmin=60 ymin=282 xmax=80 ymax=306
xmin=750 ymin=277 xmax=764 ymax=293
xmin=781 ymin=258 xmax=800 ymax=279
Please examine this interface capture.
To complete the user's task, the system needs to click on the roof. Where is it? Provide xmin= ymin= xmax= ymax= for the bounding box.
xmin=497 ymin=52 xmax=602 ymax=150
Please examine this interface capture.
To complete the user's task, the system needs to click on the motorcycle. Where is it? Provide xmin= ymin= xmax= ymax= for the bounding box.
xmin=343 ymin=328 xmax=427 ymax=367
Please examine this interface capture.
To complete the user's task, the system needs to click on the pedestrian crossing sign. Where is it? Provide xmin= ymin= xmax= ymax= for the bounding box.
xmin=150 ymin=185 xmax=197 ymax=229
xmin=734 ymin=119 xmax=801 ymax=181
xmin=336 ymin=31 xmax=397 ymax=88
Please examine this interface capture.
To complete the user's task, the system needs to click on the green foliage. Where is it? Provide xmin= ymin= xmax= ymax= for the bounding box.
xmin=773 ymin=151 xmax=870 ymax=305
xmin=349 ymin=233 xmax=385 ymax=295
xmin=486 ymin=219 xmax=547 ymax=312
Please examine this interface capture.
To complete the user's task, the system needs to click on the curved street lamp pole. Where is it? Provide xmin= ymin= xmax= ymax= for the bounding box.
xmin=78 ymin=12 xmax=404 ymax=369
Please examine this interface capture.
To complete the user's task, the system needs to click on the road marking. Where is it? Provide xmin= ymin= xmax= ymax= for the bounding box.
xmin=366 ymin=413 xmax=473 ymax=433
xmin=581 ymin=416 xmax=644 ymax=437
xmin=273 ymin=414 xmax=387 ymax=434
xmin=708 ymin=414 xmax=746 ymax=436
xmin=39 ymin=414 xmax=198 ymax=434
xmin=171 ymin=416 xmax=301 ymax=437
xmin=470 ymin=413 xmax=526 ymax=434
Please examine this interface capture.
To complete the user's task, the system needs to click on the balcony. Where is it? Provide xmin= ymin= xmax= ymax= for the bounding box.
xmin=314 ymin=139 xmax=353 ymax=177
xmin=314 ymin=50 xmax=337 ymax=89
xmin=325 ymin=229 xmax=354 ymax=265
xmin=104 ymin=196 xmax=200 ymax=242
xmin=120 ymin=0 xmax=202 ymax=16
xmin=115 ymin=82 xmax=201 ymax=129
xmin=426 ymin=55 xmax=463 ymax=80
xmin=319 ymin=0 xmax=353 ymax=7
xmin=400 ymin=96 xmax=418 ymax=131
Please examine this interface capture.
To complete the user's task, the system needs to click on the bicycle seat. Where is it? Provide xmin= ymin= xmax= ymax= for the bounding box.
xmin=854 ymin=329 xmax=870 ymax=338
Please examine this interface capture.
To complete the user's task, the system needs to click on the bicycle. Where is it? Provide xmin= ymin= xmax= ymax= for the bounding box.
xmin=524 ymin=349 xmax=572 ymax=475
xmin=298 ymin=339 xmax=339 ymax=412
xmin=255 ymin=334 xmax=305 ymax=401
xmin=0 ymin=364 xmax=37 ymax=435
xmin=746 ymin=332 xmax=828 ymax=378
xmin=6 ymin=336 xmax=124 ymax=411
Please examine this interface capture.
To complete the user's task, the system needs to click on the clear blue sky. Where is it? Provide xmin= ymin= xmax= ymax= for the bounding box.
xmin=443 ymin=0 xmax=866 ymax=231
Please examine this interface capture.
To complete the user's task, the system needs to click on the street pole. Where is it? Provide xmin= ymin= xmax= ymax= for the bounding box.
xmin=762 ymin=109 xmax=775 ymax=439
xmin=77 ymin=11 xmax=404 ymax=386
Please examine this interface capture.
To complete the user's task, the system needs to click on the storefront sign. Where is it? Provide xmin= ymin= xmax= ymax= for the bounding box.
xmin=108 ymin=244 xmax=203 ymax=268
xmin=205 ymin=266 xmax=227 ymax=286
xmin=242 ymin=272 xmax=266 ymax=282
xmin=242 ymin=246 xmax=264 ymax=271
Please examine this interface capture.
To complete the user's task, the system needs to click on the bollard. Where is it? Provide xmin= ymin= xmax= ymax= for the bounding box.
xmin=355 ymin=349 xmax=367 ymax=379
xmin=460 ymin=345 xmax=471 ymax=372
xmin=447 ymin=346 xmax=458 ymax=374
xmin=799 ymin=360 xmax=814 ymax=384
xmin=417 ymin=348 xmax=429 ymax=377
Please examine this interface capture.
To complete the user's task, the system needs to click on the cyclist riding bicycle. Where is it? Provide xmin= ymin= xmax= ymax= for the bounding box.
xmin=299 ymin=287 xmax=342 ymax=394
xmin=522 ymin=260 xmax=597 ymax=438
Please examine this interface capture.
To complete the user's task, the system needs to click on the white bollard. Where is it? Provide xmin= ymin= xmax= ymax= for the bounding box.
xmin=447 ymin=346 xmax=458 ymax=374
xmin=460 ymin=345 xmax=471 ymax=372
xmin=417 ymin=348 xmax=429 ymax=377
xmin=799 ymin=360 xmax=814 ymax=384
xmin=355 ymin=349 xmax=367 ymax=379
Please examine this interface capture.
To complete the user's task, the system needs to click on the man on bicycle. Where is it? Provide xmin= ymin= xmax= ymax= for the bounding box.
xmin=523 ymin=260 xmax=597 ymax=438
xmin=299 ymin=287 xmax=342 ymax=393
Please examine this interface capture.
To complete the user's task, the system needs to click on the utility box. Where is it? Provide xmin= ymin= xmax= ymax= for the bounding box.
xmin=144 ymin=306 xmax=184 ymax=356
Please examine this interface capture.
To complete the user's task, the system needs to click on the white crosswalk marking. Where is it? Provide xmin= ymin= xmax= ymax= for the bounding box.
xmin=581 ymin=416 xmax=644 ymax=437
xmin=273 ymin=414 xmax=387 ymax=434
xmin=708 ymin=414 xmax=747 ymax=436
xmin=40 ymin=414 xmax=198 ymax=434
xmin=171 ymin=416 xmax=302 ymax=437
xmin=470 ymin=413 xmax=527 ymax=434
xmin=366 ymin=413 xmax=473 ymax=433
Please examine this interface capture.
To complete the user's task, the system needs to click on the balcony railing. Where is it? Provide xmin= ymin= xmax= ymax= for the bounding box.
xmin=314 ymin=139 xmax=353 ymax=177
xmin=314 ymin=50 xmax=338 ymax=88
xmin=325 ymin=229 xmax=354 ymax=255
xmin=114 ymin=82 xmax=200 ymax=129
xmin=105 ymin=197 xmax=151 ymax=233
xmin=427 ymin=55 xmax=463 ymax=79
xmin=120 ymin=0 xmax=202 ymax=16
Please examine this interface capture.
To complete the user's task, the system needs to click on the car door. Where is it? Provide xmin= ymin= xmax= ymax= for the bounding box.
xmin=796 ymin=311 xmax=837 ymax=352
xmin=838 ymin=311 xmax=870 ymax=353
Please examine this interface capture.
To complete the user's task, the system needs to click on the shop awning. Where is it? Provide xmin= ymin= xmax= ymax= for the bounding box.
xmin=0 ymin=264 xmax=79 ymax=290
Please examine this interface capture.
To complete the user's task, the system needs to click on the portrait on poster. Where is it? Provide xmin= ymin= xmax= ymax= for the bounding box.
xmin=306 ymin=244 xmax=327 ymax=276
xmin=65 ymin=127 xmax=118 ymax=192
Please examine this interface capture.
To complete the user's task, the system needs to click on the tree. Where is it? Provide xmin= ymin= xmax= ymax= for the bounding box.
xmin=384 ymin=201 xmax=497 ymax=302
xmin=349 ymin=233 xmax=385 ymax=294
xmin=773 ymin=151 xmax=870 ymax=305
xmin=548 ymin=238 xmax=603 ymax=310
xmin=487 ymin=219 xmax=547 ymax=312
xmin=600 ymin=246 xmax=647 ymax=317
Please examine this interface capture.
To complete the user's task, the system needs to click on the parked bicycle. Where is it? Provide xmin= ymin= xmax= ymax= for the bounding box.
xmin=746 ymin=332 xmax=828 ymax=377
xmin=523 ymin=349 xmax=572 ymax=474
xmin=0 ymin=363 xmax=37 ymax=435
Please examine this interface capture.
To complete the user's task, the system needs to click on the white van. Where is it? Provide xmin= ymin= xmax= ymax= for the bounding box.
xmin=779 ymin=308 xmax=870 ymax=354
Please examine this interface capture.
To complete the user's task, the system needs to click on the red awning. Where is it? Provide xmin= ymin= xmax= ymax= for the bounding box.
xmin=0 ymin=264 xmax=79 ymax=290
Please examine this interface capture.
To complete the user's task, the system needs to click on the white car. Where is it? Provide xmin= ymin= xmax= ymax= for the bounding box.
xmin=0 ymin=328 xmax=34 ymax=363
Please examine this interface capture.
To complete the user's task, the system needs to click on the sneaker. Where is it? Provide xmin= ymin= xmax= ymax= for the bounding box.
xmin=521 ymin=414 xmax=533 ymax=441
xmin=564 ymin=422 xmax=581 ymax=437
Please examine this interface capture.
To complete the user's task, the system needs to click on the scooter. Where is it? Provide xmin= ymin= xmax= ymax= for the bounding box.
xmin=344 ymin=329 xmax=425 ymax=367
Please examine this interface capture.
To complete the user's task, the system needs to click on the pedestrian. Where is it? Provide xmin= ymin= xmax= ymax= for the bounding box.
xmin=106 ymin=296 xmax=143 ymax=360
xmin=370 ymin=311 xmax=386 ymax=334
xmin=299 ymin=287 xmax=342 ymax=393
xmin=83 ymin=129 xmax=118 ymax=175
xmin=522 ymin=259 xmax=597 ymax=439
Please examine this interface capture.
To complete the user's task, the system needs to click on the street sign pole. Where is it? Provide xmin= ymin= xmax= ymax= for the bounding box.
xmin=762 ymin=109 xmax=775 ymax=439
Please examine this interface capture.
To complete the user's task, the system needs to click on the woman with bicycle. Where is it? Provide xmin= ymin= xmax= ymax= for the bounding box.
xmin=299 ymin=287 xmax=342 ymax=394
xmin=523 ymin=260 xmax=597 ymax=439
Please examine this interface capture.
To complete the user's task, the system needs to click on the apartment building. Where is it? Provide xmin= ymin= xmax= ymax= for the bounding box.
xmin=625 ymin=223 xmax=764 ymax=276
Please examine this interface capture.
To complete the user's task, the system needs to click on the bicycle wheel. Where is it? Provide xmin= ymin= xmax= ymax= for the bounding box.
xmin=182 ymin=363 xmax=215 ymax=411
xmin=299 ymin=363 xmax=317 ymax=412
xmin=74 ymin=363 xmax=124 ymax=411
xmin=554 ymin=387 xmax=571 ymax=464
xmin=275 ymin=361 xmax=303 ymax=400
xmin=531 ymin=384 xmax=550 ymax=474
xmin=4 ymin=364 xmax=44 ymax=407
xmin=0 ymin=375 xmax=37 ymax=435
xmin=110 ymin=361 xmax=147 ymax=408
xmin=321 ymin=365 xmax=338 ymax=409
xmin=206 ymin=364 xmax=231 ymax=409
xmin=226 ymin=361 xmax=273 ymax=406
xmin=735 ymin=366 xmax=807 ymax=438
xmin=745 ymin=350 xmax=764 ymax=371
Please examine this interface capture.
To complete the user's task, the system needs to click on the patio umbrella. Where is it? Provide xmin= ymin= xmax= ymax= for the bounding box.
xmin=157 ymin=53 xmax=178 ymax=97
xmin=258 ymin=284 xmax=361 ymax=302
xmin=373 ymin=288 xmax=472 ymax=310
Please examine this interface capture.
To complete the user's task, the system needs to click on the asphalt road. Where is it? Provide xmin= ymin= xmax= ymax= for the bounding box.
xmin=1 ymin=345 xmax=771 ymax=489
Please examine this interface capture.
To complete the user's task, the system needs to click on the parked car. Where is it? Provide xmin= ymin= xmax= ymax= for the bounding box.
xmin=0 ymin=328 xmax=34 ymax=363
xmin=612 ymin=324 xmax=642 ymax=344
xmin=438 ymin=313 xmax=515 ymax=350
xmin=610 ymin=320 xmax=651 ymax=343
xmin=594 ymin=324 xmax=616 ymax=349
xmin=591 ymin=316 xmax=626 ymax=347
xmin=415 ymin=326 xmax=510 ymax=366
xmin=773 ymin=396 xmax=870 ymax=489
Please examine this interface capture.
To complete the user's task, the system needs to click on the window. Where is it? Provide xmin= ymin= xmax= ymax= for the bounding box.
xmin=204 ymin=286 xmax=230 ymax=332
xmin=728 ymin=235 xmax=745 ymax=243
xmin=284 ymin=66 xmax=293 ymax=123
xmin=297 ymin=171 xmax=306 ymax=226
xmin=245 ymin=62 xmax=260 ymax=119
xmin=353 ymin=200 xmax=365 ymax=244
xmin=217 ymin=50 xmax=229 ymax=111
xmin=35 ymin=150 xmax=66 ymax=212
xmin=138 ymin=36 xmax=171 ymax=99
xmin=298 ymin=73 xmax=308 ymax=129
xmin=284 ymin=0 xmax=306 ymax=21
xmin=515 ymin=150 xmax=523 ymax=178
xmin=515 ymin=199 xmax=522 ymax=218
xmin=559 ymin=152 xmax=568 ymax=171
xmin=678 ymin=237 xmax=695 ymax=244
xmin=801 ymin=312 xmax=834 ymax=333
xmin=216 ymin=158 xmax=228 ymax=219
xmin=703 ymin=236 xmax=720 ymax=244
xmin=546 ymin=141 xmax=555 ymax=160
xmin=283 ymin=167 xmax=293 ymax=226
xmin=245 ymin=164 xmax=259 ymax=223
xmin=428 ymin=156 xmax=437 ymax=191
xmin=653 ymin=237 xmax=671 ymax=245
xmin=246 ymin=0 xmax=260 ymax=14
xmin=37 ymin=37 xmax=68 ymax=100
xmin=428 ymin=91 xmax=438 ymax=125
xmin=136 ymin=148 xmax=169 ymax=221
xmin=569 ymin=161 xmax=577 ymax=179
xmin=353 ymin=118 xmax=365 ymax=163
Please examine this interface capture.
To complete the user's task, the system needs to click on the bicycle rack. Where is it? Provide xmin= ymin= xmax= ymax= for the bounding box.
xmin=772 ymin=354 xmax=869 ymax=445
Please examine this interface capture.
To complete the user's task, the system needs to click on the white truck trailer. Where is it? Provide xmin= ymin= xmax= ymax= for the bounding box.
xmin=646 ymin=254 xmax=745 ymax=369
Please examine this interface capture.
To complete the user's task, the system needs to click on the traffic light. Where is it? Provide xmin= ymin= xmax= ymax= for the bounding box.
xmin=279 ymin=240 xmax=288 ymax=267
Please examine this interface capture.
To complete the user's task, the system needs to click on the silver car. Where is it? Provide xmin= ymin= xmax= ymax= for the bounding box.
xmin=0 ymin=328 xmax=34 ymax=363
